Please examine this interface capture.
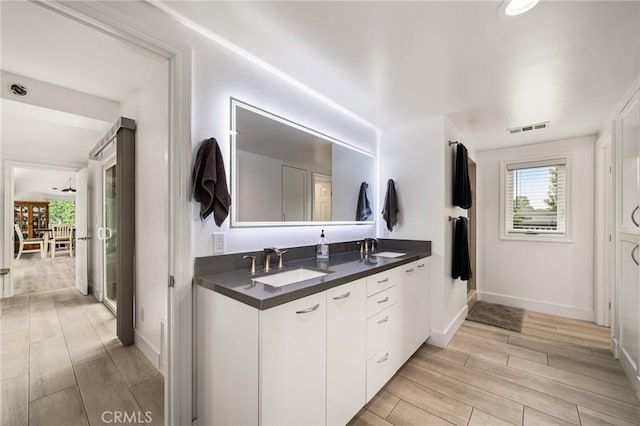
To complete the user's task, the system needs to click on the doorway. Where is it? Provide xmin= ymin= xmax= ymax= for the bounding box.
xmin=468 ymin=158 xmax=477 ymax=295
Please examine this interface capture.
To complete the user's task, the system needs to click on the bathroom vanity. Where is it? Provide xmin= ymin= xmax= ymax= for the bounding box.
xmin=195 ymin=240 xmax=431 ymax=426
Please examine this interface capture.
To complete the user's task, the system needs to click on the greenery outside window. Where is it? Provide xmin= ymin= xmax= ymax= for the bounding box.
xmin=501 ymin=157 xmax=570 ymax=241
xmin=48 ymin=200 xmax=75 ymax=225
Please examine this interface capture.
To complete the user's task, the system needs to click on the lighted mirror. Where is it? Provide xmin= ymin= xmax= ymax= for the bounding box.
xmin=231 ymin=99 xmax=375 ymax=227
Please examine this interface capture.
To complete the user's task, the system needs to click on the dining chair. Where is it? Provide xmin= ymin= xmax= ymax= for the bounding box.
xmin=14 ymin=223 xmax=45 ymax=259
xmin=50 ymin=224 xmax=74 ymax=258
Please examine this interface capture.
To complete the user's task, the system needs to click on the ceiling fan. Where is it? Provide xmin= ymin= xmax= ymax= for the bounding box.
xmin=52 ymin=178 xmax=76 ymax=193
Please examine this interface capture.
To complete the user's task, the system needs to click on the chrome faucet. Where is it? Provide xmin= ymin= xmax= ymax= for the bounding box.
xmin=264 ymin=247 xmax=287 ymax=272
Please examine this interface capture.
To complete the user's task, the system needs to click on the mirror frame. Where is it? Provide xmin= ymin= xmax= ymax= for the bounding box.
xmin=230 ymin=98 xmax=376 ymax=228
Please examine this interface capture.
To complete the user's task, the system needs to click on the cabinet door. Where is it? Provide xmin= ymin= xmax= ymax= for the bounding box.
xmin=619 ymin=238 xmax=640 ymax=374
xmin=326 ymin=280 xmax=366 ymax=426
xmin=619 ymin=90 xmax=640 ymax=233
xmin=260 ymin=292 xmax=326 ymax=426
xmin=401 ymin=259 xmax=431 ymax=360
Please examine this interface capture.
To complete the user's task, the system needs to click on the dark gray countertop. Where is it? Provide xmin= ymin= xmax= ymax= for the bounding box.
xmin=196 ymin=249 xmax=430 ymax=310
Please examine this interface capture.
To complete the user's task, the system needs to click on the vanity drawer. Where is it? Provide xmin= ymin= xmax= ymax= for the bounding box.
xmin=366 ymin=269 xmax=401 ymax=296
xmin=367 ymin=304 xmax=397 ymax=357
xmin=366 ymin=285 xmax=398 ymax=318
xmin=366 ymin=347 xmax=396 ymax=401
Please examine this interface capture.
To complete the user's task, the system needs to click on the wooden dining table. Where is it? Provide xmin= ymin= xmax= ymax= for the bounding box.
xmin=38 ymin=228 xmax=75 ymax=257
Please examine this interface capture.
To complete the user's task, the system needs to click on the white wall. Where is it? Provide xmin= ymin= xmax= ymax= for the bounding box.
xmin=332 ymin=144 xmax=374 ymax=222
xmin=477 ymin=135 xmax=596 ymax=321
xmin=379 ymin=116 xmax=474 ymax=347
xmin=119 ymin=62 xmax=170 ymax=369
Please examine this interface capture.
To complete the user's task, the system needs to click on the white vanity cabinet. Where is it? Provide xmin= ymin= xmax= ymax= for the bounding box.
xmin=196 ymin=257 xmax=432 ymax=426
xmin=400 ymin=258 xmax=431 ymax=361
xmin=261 ymin=292 xmax=327 ymax=426
xmin=615 ymin=87 xmax=640 ymax=397
xmin=326 ymin=279 xmax=366 ymax=426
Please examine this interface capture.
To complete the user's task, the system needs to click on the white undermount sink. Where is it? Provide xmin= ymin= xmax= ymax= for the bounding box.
xmin=254 ymin=268 xmax=328 ymax=287
xmin=371 ymin=251 xmax=406 ymax=258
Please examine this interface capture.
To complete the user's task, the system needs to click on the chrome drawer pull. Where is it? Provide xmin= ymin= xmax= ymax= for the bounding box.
xmin=377 ymin=297 xmax=390 ymax=304
xmin=632 ymin=245 xmax=640 ymax=266
xmin=417 ymin=264 xmax=425 ymax=268
xmin=377 ymin=353 xmax=389 ymax=363
xmin=333 ymin=292 xmax=351 ymax=300
xmin=377 ymin=278 xmax=389 ymax=284
xmin=405 ymin=268 xmax=415 ymax=273
xmin=633 ymin=206 xmax=640 ymax=227
xmin=377 ymin=316 xmax=389 ymax=324
xmin=296 ymin=304 xmax=320 ymax=314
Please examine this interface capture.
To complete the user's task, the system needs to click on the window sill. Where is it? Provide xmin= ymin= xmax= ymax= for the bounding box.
xmin=499 ymin=233 xmax=573 ymax=243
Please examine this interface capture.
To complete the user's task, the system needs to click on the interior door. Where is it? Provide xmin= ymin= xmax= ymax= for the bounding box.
xmin=313 ymin=175 xmax=332 ymax=221
xmin=75 ymin=168 xmax=88 ymax=295
xmin=103 ymin=161 xmax=117 ymax=313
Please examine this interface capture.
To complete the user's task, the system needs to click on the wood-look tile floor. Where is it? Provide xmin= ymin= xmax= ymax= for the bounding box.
xmin=11 ymin=254 xmax=75 ymax=295
xmin=350 ymin=311 xmax=640 ymax=426
xmin=0 ymin=287 xmax=164 ymax=426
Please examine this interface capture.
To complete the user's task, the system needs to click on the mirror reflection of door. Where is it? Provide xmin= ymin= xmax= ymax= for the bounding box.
xmin=282 ymin=165 xmax=307 ymax=221
xmin=103 ymin=161 xmax=117 ymax=314
xmin=313 ymin=174 xmax=332 ymax=221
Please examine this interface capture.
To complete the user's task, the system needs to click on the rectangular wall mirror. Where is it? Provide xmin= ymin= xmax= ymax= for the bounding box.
xmin=231 ymin=99 xmax=375 ymax=227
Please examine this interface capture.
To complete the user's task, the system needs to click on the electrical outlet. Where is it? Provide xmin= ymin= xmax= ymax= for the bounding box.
xmin=140 ymin=308 xmax=145 ymax=322
xmin=382 ymin=228 xmax=389 ymax=238
xmin=213 ymin=232 xmax=225 ymax=254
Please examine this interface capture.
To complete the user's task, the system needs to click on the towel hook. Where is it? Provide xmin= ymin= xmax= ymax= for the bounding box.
xmin=448 ymin=140 xmax=460 ymax=146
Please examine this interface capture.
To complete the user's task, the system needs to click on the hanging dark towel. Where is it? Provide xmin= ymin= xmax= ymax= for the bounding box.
xmin=453 ymin=143 xmax=472 ymax=209
xmin=452 ymin=216 xmax=472 ymax=281
xmin=355 ymin=182 xmax=372 ymax=221
xmin=192 ymin=138 xmax=231 ymax=226
xmin=382 ymin=179 xmax=399 ymax=231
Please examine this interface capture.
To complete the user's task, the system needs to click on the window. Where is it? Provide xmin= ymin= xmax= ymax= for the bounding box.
xmin=502 ymin=157 xmax=569 ymax=240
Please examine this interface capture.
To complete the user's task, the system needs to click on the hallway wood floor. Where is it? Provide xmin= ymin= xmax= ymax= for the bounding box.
xmin=12 ymin=254 xmax=75 ymax=295
xmin=0 ymin=287 xmax=163 ymax=426
xmin=351 ymin=311 xmax=640 ymax=426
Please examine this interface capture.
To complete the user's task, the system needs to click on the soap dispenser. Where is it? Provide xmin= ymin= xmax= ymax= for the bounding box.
xmin=316 ymin=229 xmax=329 ymax=259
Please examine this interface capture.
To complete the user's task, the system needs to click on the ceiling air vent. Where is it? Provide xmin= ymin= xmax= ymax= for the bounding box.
xmin=507 ymin=121 xmax=549 ymax=134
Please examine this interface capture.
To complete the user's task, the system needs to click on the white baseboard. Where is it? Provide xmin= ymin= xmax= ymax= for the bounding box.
xmin=477 ymin=291 xmax=594 ymax=322
xmin=134 ymin=330 xmax=163 ymax=374
xmin=429 ymin=304 xmax=468 ymax=348
xmin=618 ymin=346 xmax=640 ymax=400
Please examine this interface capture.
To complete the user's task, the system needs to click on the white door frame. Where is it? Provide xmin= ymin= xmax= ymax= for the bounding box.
xmin=2 ymin=159 xmax=81 ymax=297
xmin=594 ymin=132 xmax=613 ymax=327
xmin=33 ymin=2 xmax=193 ymax=425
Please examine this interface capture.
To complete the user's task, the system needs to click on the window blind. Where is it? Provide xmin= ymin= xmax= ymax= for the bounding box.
xmin=506 ymin=159 xmax=567 ymax=235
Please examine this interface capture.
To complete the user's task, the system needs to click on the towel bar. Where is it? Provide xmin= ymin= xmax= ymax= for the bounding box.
xmin=448 ymin=140 xmax=460 ymax=146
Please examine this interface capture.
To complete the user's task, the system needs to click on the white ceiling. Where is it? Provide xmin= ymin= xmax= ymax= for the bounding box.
xmin=161 ymin=1 xmax=640 ymax=149
xmin=14 ymin=167 xmax=76 ymax=200
xmin=0 ymin=1 xmax=167 ymax=165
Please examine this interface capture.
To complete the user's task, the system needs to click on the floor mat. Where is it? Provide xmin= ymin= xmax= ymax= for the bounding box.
xmin=467 ymin=301 xmax=524 ymax=332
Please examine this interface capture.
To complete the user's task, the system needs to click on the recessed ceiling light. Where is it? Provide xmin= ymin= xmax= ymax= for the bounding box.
xmin=498 ymin=0 xmax=540 ymax=18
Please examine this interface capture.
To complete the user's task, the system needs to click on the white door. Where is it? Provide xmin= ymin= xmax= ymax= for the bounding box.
xmin=282 ymin=165 xmax=306 ymax=222
xmin=75 ymin=168 xmax=88 ymax=295
xmin=313 ymin=174 xmax=332 ymax=221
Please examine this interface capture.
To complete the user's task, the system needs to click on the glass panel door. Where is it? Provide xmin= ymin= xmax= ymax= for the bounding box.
xmin=103 ymin=163 xmax=117 ymax=313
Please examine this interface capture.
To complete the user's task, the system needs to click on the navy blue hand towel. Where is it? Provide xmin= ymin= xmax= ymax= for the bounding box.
xmin=452 ymin=216 xmax=472 ymax=280
xmin=192 ymin=138 xmax=231 ymax=226
xmin=382 ymin=179 xmax=399 ymax=231
xmin=453 ymin=143 xmax=472 ymax=209
xmin=355 ymin=182 xmax=372 ymax=221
